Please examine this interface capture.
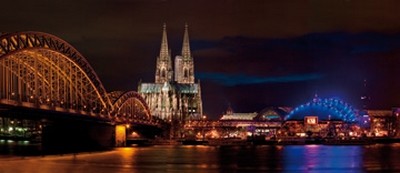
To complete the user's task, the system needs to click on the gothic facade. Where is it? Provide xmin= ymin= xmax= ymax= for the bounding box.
xmin=138 ymin=24 xmax=203 ymax=123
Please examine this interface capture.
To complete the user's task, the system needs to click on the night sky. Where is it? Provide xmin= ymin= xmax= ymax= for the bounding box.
xmin=2 ymin=0 xmax=400 ymax=119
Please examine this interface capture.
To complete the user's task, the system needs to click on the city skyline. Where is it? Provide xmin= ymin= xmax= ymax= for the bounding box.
xmin=2 ymin=0 xmax=400 ymax=118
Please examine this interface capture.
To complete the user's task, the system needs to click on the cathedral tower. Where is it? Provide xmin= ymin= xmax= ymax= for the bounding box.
xmin=138 ymin=23 xmax=203 ymax=138
xmin=175 ymin=24 xmax=195 ymax=84
xmin=155 ymin=23 xmax=173 ymax=83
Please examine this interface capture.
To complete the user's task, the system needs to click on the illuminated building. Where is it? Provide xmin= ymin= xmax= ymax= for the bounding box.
xmin=0 ymin=117 xmax=41 ymax=140
xmin=255 ymin=107 xmax=290 ymax=122
xmin=138 ymin=24 xmax=203 ymax=137
xmin=213 ymin=106 xmax=287 ymax=138
xmin=367 ymin=109 xmax=397 ymax=137
xmin=220 ymin=106 xmax=257 ymax=121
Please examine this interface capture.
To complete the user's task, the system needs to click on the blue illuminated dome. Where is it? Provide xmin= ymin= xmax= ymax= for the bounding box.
xmin=285 ymin=97 xmax=357 ymax=123
xmin=254 ymin=107 xmax=289 ymax=122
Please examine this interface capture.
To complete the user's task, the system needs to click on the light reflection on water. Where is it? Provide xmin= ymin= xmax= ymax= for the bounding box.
xmin=2 ymin=144 xmax=400 ymax=172
xmin=104 ymin=145 xmax=400 ymax=172
xmin=363 ymin=143 xmax=400 ymax=171
xmin=283 ymin=145 xmax=363 ymax=172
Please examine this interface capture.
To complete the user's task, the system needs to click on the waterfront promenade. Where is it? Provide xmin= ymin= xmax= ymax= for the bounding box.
xmin=141 ymin=137 xmax=400 ymax=146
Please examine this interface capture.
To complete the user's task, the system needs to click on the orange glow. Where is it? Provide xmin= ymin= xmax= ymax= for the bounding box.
xmin=305 ymin=116 xmax=318 ymax=125
xmin=115 ymin=125 xmax=126 ymax=146
xmin=130 ymin=132 xmax=140 ymax=138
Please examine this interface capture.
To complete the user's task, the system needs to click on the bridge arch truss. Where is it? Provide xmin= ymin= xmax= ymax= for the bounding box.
xmin=0 ymin=32 xmax=112 ymax=115
xmin=112 ymin=91 xmax=153 ymax=123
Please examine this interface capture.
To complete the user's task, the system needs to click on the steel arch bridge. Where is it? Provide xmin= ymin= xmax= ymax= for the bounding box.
xmin=111 ymin=91 xmax=160 ymax=126
xmin=0 ymin=31 xmax=157 ymax=126
xmin=285 ymin=97 xmax=357 ymax=123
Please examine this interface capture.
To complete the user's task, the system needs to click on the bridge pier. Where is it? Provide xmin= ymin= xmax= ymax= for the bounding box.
xmin=115 ymin=125 xmax=126 ymax=147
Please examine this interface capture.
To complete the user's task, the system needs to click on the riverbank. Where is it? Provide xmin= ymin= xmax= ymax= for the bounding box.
xmin=144 ymin=137 xmax=400 ymax=146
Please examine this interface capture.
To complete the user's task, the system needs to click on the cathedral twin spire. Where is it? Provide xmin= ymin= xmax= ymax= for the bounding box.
xmin=155 ymin=23 xmax=194 ymax=84
xmin=159 ymin=23 xmax=170 ymax=61
xmin=155 ymin=23 xmax=173 ymax=83
xmin=181 ymin=24 xmax=191 ymax=59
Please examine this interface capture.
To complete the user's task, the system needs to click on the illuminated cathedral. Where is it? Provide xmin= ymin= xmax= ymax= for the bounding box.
xmin=138 ymin=24 xmax=203 ymax=125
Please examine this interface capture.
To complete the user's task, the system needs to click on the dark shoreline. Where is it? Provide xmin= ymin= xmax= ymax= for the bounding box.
xmin=2 ymin=137 xmax=400 ymax=157
xmin=175 ymin=137 xmax=400 ymax=146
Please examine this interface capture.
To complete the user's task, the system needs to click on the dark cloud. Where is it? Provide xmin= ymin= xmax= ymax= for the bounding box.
xmin=197 ymin=72 xmax=324 ymax=86
xmin=196 ymin=32 xmax=400 ymax=118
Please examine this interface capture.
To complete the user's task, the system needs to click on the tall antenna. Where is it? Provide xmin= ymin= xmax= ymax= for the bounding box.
xmin=361 ymin=79 xmax=369 ymax=109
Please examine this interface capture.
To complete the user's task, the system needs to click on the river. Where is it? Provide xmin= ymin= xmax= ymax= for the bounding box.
xmin=1 ymin=144 xmax=400 ymax=172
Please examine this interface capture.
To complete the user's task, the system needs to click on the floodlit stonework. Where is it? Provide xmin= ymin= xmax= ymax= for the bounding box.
xmin=138 ymin=24 xmax=203 ymax=126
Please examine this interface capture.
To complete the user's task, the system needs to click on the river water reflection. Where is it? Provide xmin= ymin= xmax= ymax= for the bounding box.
xmin=1 ymin=144 xmax=400 ymax=172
